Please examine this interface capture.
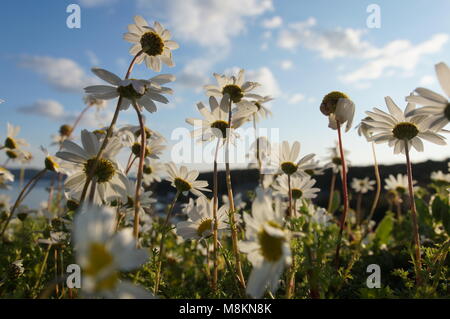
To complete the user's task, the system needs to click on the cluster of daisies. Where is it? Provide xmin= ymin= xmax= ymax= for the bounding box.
xmin=1 ymin=15 xmax=450 ymax=300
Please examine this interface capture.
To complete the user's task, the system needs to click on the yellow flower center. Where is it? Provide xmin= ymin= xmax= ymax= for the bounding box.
xmin=320 ymin=91 xmax=349 ymax=116
xmin=332 ymin=157 xmax=342 ymax=166
xmin=140 ymin=31 xmax=164 ymax=56
xmin=258 ymin=221 xmax=284 ymax=262
xmin=84 ymin=158 xmax=116 ymax=183
xmin=85 ymin=242 xmax=118 ymax=291
xmin=131 ymin=142 xmax=150 ymax=157
xmin=281 ymin=161 xmax=298 ymax=175
xmin=66 ymin=199 xmax=79 ymax=211
xmin=59 ymin=125 xmax=72 ymax=137
xmin=143 ymin=165 xmax=153 ymax=175
xmin=44 ymin=156 xmax=59 ymax=172
xmin=197 ymin=218 xmax=213 ymax=237
xmin=4 ymin=137 xmax=17 ymax=149
xmin=6 ymin=150 xmax=17 ymax=159
xmin=174 ymin=177 xmax=191 ymax=193
xmin=135 ymin=127 xmax=153 ymax=139
xmin=291 ymin=188 xmax=303 ymax=200
xmin=392 ymin=122 xmax=419 ymax=140
xmin=117 ymin=83 xmax=145 ymax=100
xmin=445 ymin=103 xmax=450 ymax=121
xmin=222 ymin=84 xmax=243 ymax=103
xmin=211 ymin=120 xmax=229 ymax=138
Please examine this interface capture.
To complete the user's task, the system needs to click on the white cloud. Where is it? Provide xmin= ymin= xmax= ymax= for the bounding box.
xmin=246 ymin=67 xmax=280 ymax=97
xmin=17 ymin=99 xmax=112 ymax=128
xmin=277 ymin=17 xmax=378 ymax=59
xmin=78 ymin=0 xmax=117 ymax=7
xmin=262 ymin=16 xmax=282 ymax=29
xmin=340 ymin=34 xmax=448 ymax=84
xmin=277 ymin=18 xmax=448 ymax=86
xmin=137 ymin=0 xmax=273 ymax=48
xmin=19 ymin=55 xmax=97 ymax=93
xmin=18 ymin=99 xmax=65 ymax=119
xmin=280 ymin=60 xmax=293 ymax=70
xmin=287 ymin=93 xmax=305 ymax=104
xmin=85 ymin=50 xmax=100 ymax=65
xmin=419 ymin=75 xmax=436 ymax=86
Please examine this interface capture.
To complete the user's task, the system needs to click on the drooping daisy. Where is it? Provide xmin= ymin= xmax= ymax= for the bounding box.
xmin=320 ymin=91 xmax=355 ymax=132
xmin=363 ymin=97 xmax=446 ymax=154
xmin=165 ymin=162 xmax=210 ymax=197
xmin=73 ymin=204 xmax=153 ymax=298
xmin=3 ymin=123 xmax=28 ymax=150
xmin=142 ymin=158 xmax=165 ymax=184
xmin=239 ymin=189 xmax=291 ymax=298
xmin=186 ymin=95 xmax=243 ymax=142
xmin=0 ymin=167 xmax=14 ymax=189
xmin=123 ymin=16 xmax=179 ymax=72
xmin=384 ymin=174 xmax=416 ymax=194
xmin=119 ymin=124 xmax=166 ymax=143
xmin=204 ymin=69 xmax=262 ymax=106
xmin=406 ymin=62 xmax=450 ymax=130
xmin=84 ymin=68 xmax=174 ymax=113
xmin=351 ymin=177 xmax=375 ymax=194
xmin=56 ymin=130 xmax=127 ymax=203
xmin=272 ymin=174 xmax=320 ymax=201
xmin=176 ymin=196 xmax=229 ymax=240
xmin=4 ymin=148 xmax=32 ymax=163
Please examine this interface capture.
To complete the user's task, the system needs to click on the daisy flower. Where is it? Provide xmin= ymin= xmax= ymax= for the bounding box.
xmin=4 ymin=148 xmax=32 ymax=163
xmin=73 ymin=204 xmax=153 ymax=298
xmin=204 ymin=69 xmax=262 ymax=105
xmin=325 ymin=142 xmax=351 ymax=174
xmin=41 ymin=146 xmax=62 ymax=173
xmin=384 ymin=174 xmax=416 ymax=194
xmin=239 ymin=189 xmax=291 ymax=298
xmin=363 ymin=97 xmax=446 ymax=154
xmin=406 ymin=62 xmax=450 ymax=130
xmin=56 ymin=130 xmax=127 ymax=203
xmin=273 ymin=174 xmax=320 ymax=201
xmin=307 ymin=203 xmax=332 ymax=227
xmin=83 ymin=94 xmax=107 ymax=110
xmin=186 ymin=95 xmax=243 ymax=142
xmin=3 ymin=123 xmax=28 ymax=150
xmin=275 ymin=141 xmax=316 ymax=177
xmin=0 ymin=167 xmax=14 ymax=189
xmin=233 ymin=96 xmax=273 ymax=123
xmin=84 ymin=68 xmax=174 ymax=113
xmin=143 ymin=158 xmax=165 ymax=184
xmin=176 ymin=196 xmax=229 ymax=240
xmin=119 ymin=124 xmax=166 ymax=143
xmin=123 ymin=16 xmax=179 ymax=72
xmin=351 ymin=177 xmax=375 ymax=194
xmin=320 ymin=91 xmax=355 ymax=132
xmin=430 ymin=171 xmax=450 ymax=184
xmin=222 ymin=193 xmax=246 ymax=211
xmin=165 ymin=162 xmax=210 ymax=197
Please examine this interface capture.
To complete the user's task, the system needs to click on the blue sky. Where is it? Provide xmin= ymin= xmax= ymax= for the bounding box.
xmin=1 ymin=0 xmax=450 ymax=171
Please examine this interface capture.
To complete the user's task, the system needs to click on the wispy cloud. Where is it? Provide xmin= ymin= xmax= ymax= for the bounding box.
xmin=137 ymin=0 xmax=273 ymax=49
xmin=340 ymin=34 xmax=448 ymax=84
xmin=262 ymin=16 xmax=282 ymax=29
xmin=19 ymin=55 xmax=98 ymax=93
xmin=17 ymin=99 xmax=112 ymax=128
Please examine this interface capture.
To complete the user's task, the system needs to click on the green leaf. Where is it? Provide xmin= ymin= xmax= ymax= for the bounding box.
xmin=415 ymin=198 xmax=432 ymax=229
xmin=432 ymin=196 xmax=447 ymax=222
xmin=330 ymin=190 xmax=341 ymax=214
xmin=375 ymin=212 xmax=394 ymax=245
